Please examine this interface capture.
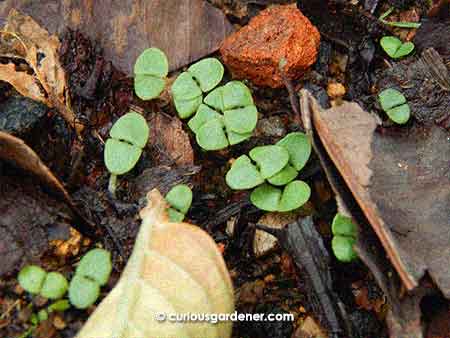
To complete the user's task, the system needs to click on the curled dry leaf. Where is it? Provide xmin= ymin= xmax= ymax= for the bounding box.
xmin=0 ymin=9 xmax=81 ymax=133
xmin=0 ymin=131 xmax=96 ymax=237
xmin=76 ymin=189 xmax=234 ymax=338
xmin=300 ymin=90 xmax=450 ymax=299
xmin=149 ymin=113 xmax=194 ymax=166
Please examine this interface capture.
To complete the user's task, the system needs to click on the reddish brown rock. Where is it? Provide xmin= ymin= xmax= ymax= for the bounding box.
xmin=220 ymin=4 xmax=320 ymax=88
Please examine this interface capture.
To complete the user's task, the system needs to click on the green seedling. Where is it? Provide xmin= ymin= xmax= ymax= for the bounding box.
xmin=276 ymin=132 xmax=312 ymax=171
xmin=225 ymin=132 xmax=312 ymax=211
xmin=18 ymin=266 xmax=68 ymax=299
xmin=18 ymin=265 xmax=46 ymax=295
xmin=134 ymin=47 xmax=168 ymax=100
xmin=40 ymin=272 xmax=69 ymax=300
xmin=249 ymin=145 xmax=289 ymax=179
xmin=226 ymin=155 xmax=264 ymax=190
xmin=47 ymin=299 xmax=70 ymax=313
xmin=250 ymin=180 xmax=311 ymax=212
xmin=165 ymin=184 xmax=193 ymax=222
xmin=104 ymin=111 xmax=150 ymax=196
xmin=378 ymin=88 xmax=411 ymax=124
xmin=331 ymin=213 xmax=358 ymax=262
xmin=69 ymin=248 xmax=112 ymax=309
xmin=380 ymin=36 xmax=414 ymax=59
xmin=189 ymin=81 xmax=258 ymax=150
xmin=69 ymin=275 xmax=101 ymax=310
xmin=379 ymin=7 xmax=421 ymax=28
xmin=75 ymin=249 xmax=112 ymax=286
xmin=172 ymin=58 xmax=224 ymax=119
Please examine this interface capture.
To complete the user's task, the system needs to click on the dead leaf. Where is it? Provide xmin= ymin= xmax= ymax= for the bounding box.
xmin=0 ymin=131 xmax=96 ymax=237
xmin=150 ymin=113 xmax=194 ymax=166
xmin=0 ymin=10 xmax=80 ymax=133
xmin=293 ymin=316 xmax=328 ymax=338
xmin=300 ymin=90 xmax=450 ymax=299
xmin=254 ymin=212 xmax=299 ymax=258
xmin=75 ymin=189 xmax=234 ymax=338
xmin=0 ymin=0 xmax=234 ymax=74
xmin=0 ymin=174 xmax=72 ymax=276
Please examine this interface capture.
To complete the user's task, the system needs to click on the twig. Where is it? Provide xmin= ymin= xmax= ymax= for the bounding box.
xmin=278 ymin=58 xmax=304 ymax=131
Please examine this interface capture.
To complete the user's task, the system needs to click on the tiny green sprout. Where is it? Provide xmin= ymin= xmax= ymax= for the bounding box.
xmin=196 ymin=118 xmax=229 ymax=151
xmin=104 ymin=111 xmax=150 ymax=196
xmin=69 ymin=248 xmax=112 ymax=309
xmin=332 ymin=214 xmax=358 ymax=237
xmin=37 ymin=309 xmax=48 ymax=322
xmin=276 ymin=132 xmax=312 ymax=171
xmin=18 ymin=265 xmax=46 ymax=295
xmin=226 ymin=155 xmax=264 ymax=190
xmin=47 ymin=299 xmax=70 ymax=313
xmin=249 ymin=145 xmax=289 ymax=179
xmin=40 ymin=272 xmax=68 ymax=300
xmin=187 ymin=58 xmax=224 ymax=92
xmin=165 ymin=184 xmax=193 ymax=222
xmin=134 ymin=47 xmax=168 ymax=100
xmin=189 ymin=81 xmax=258 ymax=150
xmin=68 ymin=275 xmax=100 ymax=309
xmin=378 ymin=88 xmax=411 ymax=124
xmin=250 ymin=180 xmax=311 ymax=212
xmin=172 ymin=58 xmax=224 ymax=119
xmin=332 ymin=236 xmax=358 ymax=263
xmin=380 ymin=36 xmax=414 ymax=59
xmin=75 ymin=248 xmax=112 ymax=286
xmin=331 ymin=213 xmax=358 ymax=262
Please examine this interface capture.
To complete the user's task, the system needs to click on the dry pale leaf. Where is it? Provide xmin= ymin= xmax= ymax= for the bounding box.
xmin=76 ymin=189 xmax=234 ymax=338
xmin=0 ymin=130 xmax=96 ymax=237
xmin=0 ymin=9 xmax=81 ymax=133
xmin=300 ymin=89 xmax=450 ymax=298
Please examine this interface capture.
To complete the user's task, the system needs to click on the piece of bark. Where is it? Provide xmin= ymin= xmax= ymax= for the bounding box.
xmin=257 ymin=217 xmax=349 ymax=338
xmin=299 ymin=90 xmax=450 ymax=299
xmin=149 ymin=113 xmax=194 ymax=166
xmin=0 ymin=131 xmax=97 ymax=237
xmin=0 ymin=0 xmax=234 ymax=74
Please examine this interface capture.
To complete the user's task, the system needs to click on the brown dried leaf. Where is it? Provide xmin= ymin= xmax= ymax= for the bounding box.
xmin=0 ymin=0 xmax=234 ymax=74
xmin=0 ymin=131 xmax=96 ymax=236
xmin=0 ymin=9 xmax=81 ymax=133
xmin=0 ymin=63 xmax=45 ymax=102
xmin=76 ymin=189 xmax=234 ymax=338
xmin=150 ymin=114 xmax=194 ymax=166
xmin=300 ymin=90 xmax=450 ymax=299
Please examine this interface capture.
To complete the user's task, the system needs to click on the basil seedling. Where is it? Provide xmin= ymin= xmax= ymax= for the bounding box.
xmin=134 ymin=48 xmax=168 ymax=100
xmin=378 ymin=88 xmax=411 ymax=124
xmin=104 ymin=111 xmax=150 ymax=196
xmin=380 ymin=36 xmax=414 ymax=59
xmin=165 ymin=184 xmax=193 ymax=222
xmin=190 ymin=81 xmax=258 ymax=150
xmin=18 ymin=266 xmax=68 ymax=300
xmin=172 ymin=58 xmax=224 ymax=119
xmin=331 ymin=214 xmax=358 ymax=262
xmin=69 ymin=248 xmax=112 ymax=309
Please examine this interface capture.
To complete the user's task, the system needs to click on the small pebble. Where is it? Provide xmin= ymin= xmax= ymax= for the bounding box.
xmin=327 ymin=82 xmax=346 ymax=98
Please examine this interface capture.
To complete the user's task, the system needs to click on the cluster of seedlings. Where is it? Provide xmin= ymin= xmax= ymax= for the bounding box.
xmin=225 ymin=132 xmax=312 ymax=212
xmin=17 ymin=249 xmax=112 ymax=336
